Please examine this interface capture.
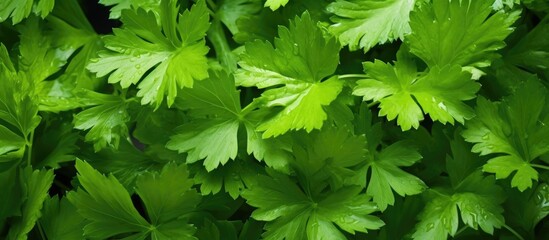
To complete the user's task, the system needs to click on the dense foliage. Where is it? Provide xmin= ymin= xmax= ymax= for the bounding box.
xmin=0 ymin=0 xmax=548 ymax=239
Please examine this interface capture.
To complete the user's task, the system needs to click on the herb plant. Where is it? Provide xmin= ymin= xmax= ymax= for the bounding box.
xmin=0 ymin=0 xmax=548 ymax=239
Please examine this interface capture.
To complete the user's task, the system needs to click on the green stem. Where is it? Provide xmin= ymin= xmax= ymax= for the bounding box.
xmin=241 ymin=100 xmax=260 ymax=117
xmin=206 ymin=0 xmax=217 ymax=11
xmin=366 ymin=101 xmax=379 ymax=108
xmin=26 ymin=131 xmax=34 ymax=167
xmin=338 ymin=74 xmax=368 ymax=79
xmin=37 ymin=221 xmax=46 ymax=240
xmin=454 ymin=226 xmax=467 ymax=236
xmin=502 ymin=224 xmax=525 ymax=240
xmin=531 ymin=164 xmax=549 ymax=171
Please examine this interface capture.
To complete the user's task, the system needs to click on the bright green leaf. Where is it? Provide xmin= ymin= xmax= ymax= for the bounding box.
xmin=407 ymin=0 xmax=519 ymax=69
xmin=88 ymin=0 xmax=210 ymax=107
xmin=235 ymin=12 xmax=342 ymax=137
xmin=328 ymin=0 xmax=416 ymax=51
xmin=73 ymin=90 xmax=131 ymax=151
xmin=367 ymin=141 xmax=426 ymax=211
xmin=462 ymin=80 xmax=549 ymax=191
xmin=0 ymin=0 xmax=54 ymax=24
xmin=264 ymin=0 xmax=289 ymax=10
xmin=353 ymin=47 xmax=480 ymax=130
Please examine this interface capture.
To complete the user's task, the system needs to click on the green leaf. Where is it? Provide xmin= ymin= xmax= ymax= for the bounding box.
xmin=192 ymin=158 xmax=262 ymax=199
xmin=0 ymin=47 xmax=41 ymax=140
xmin=67 ymin=160 xmax=151 ymax=239
xmin=38 ymin=0 xmax=103 ymax=112
xmin=413 ymin=172 xmax=505 ymax=239
xmin=17 ymin=17 xmax=68 ymax=84
xmin=0 ymin=125 xmax=26 ymax=156
xmin=7 ymin=167 xmax=54 ymax=240
xmin=242 ymin=170 xmax=384 ymax=240
xmin=264 ymin=0 xmax=289 ymax=10
xmin=68 ymin=160 xmax=200 ymax=239
xmin=0 ymin=45 xmax=41 ymax=169
xmin=88 ymin=0 xmax=210 ymax=107
xmin=235 ymin=12 xmax=342 ymax=137
xmin=503 ymin=16 xmax=549 ymax=81
xmin=407 ymin=0 xmax=519 ymax=69
xmin=412 ymin=135 xmax=507 ymax=240
xmin=290 ymin=126 xmax=367 ymax=189
xmin=0 ymin=0 xmax=54 ymax=24
xmin=0 ymin=167 xmax=23 ymax=222
xmin=135 ymin=162 xmax=200 ymax=239
xmin=217 ymin=0 xmax=262 ymax=34
xmin=367 ymin=141 xmax=426 ymax=211
xmin=353 ymin=47 xmax=480 ymax=130
xmin=167 ymin=70 xmax=292 ymax=171
xmin=73 ymin=90 xmax=131 ymax=151
xmin=328 ymin=0 xmax=416 ymax=51
xmin=79 ymin=140 xmax=169 ymax=191
xmin=39 ymin=196 xmax=85 ymax=240
xmin=462 ymin=80 xmax=549 ymax=191
xmin=99 ymin=0 xmax=161 ymax=19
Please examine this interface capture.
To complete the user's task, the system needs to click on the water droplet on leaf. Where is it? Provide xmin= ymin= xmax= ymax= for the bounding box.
xmin=292 ymin=43 xmax=299 ymax=55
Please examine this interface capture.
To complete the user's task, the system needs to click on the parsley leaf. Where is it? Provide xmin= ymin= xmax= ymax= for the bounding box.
xmin=73 ymin=90 xmax=132 ymax=151
xmin=264 ymin=0 xmax=289 ymax=10
xmin=328 ymin=0 xmax=416 ymax=51
xmin=367 ymin=141 xmax=426 ymax=211
xmin=407 ymin=0 xmax=519 ymax=71
xmin=462 ymin=80 xmax=549 ymax=191
xmin=353 ymin=47 xmax=480 ymax=130
xmin=39 ymin=196 xmax=85 ymax=240
xmin=0 ymin=45 xmax=41 ymax=169
xmin=7 ymin=167 xmax=54 ymax=240
xmin=291 ymin=127 xmax=367 ymax=189
xmin=235 ymin=12 xmax=343 ymax=137
xmin=217 ymin=0 xmax=262 ymax=34
xmin=167 ymin=70 xmax=292 ymax=171
xmin=99 ymin=0 xmax=161 ymax=19
xmin=192 ymin=158 xmax=262 ymax=199
xmin=412 ymin=137 xmax=505 ymax=239
xmin=88 ymin=0 xmax=210 ymax=107
xmin=0 ymin=0 xmax=54 ymax=24
xmin=68 ymin=160 xmax=200 ymax=239
xmin=242 ymin=169 xmax=384 ymax=239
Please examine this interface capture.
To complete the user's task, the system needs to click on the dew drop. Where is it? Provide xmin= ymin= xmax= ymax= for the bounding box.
xmin=432 ymin=20 xmax=437 ymax=24
xmin=426 ymin=223 xmax=435 ymax=230
xmin=437 ymin=102 xmax=447 ymax=111
xmin=292 ymin=43 xmax=299 ymax=55
xmin=487 ymin=145 xmax=494 ymax=149
xmin=482 ymin=134 xmax=489 ymax=140
xmin=441 ymin=217 xmax=448 ymax=225
xmin=89 ymin=58 xmax=99 ymax=63
xmin=135 ymin=64 xmax=141 ymax=69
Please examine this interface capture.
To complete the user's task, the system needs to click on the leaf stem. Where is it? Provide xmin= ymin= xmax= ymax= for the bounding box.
xmin=367 ymin=101 xmax=379 ymax=108
xmin=37 ymin=221 xmax=46 ymax=240
xmin=338 ymin=74 xmax=368 ymax=79
xmin=531 ymin=164 xmax=549 ymax=171
xmin=454 ymin=226 xmax=467 ymax=236
xmin=502 ymin=224 xmax=525 ymax=240
xmin=206 ymin=0 xmax=217 ymax=11
xmin=241 ymin=100 xmax=260 ymax=117
xmin=26 ymin=131 xmax=34 ymax=167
